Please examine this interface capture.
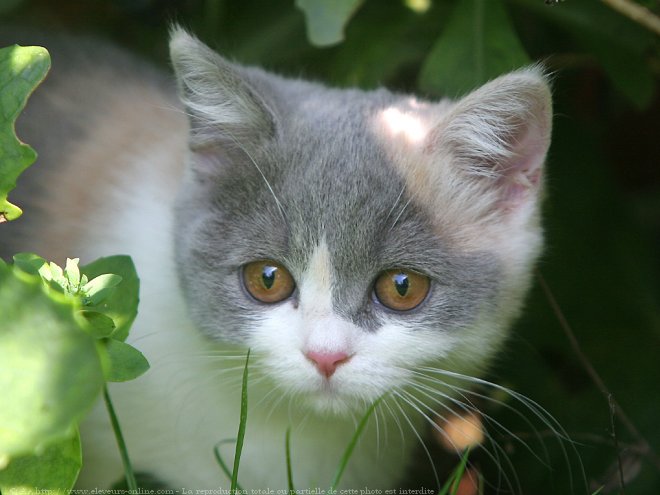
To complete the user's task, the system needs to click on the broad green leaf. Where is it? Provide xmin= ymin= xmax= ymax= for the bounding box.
xmin=0 ymin=265 xmax=104 ymax=460
xmin=82 ymin=273 xmax=123 ymax=306
xmin=0 ymin=430 xmax=81 ymax=495
xmin=82 ymin=256 xmax=139 ymax=341
xmin=12 ymin=252 xmax=46 ymax=276
xmin=104 ymin=340 xmax=149 ymax=382
xmin=296 ymin=0 xmax=364 ymax=46
xmin=0 ymin=45 xmax=50 ymax=222
xmin=78 ymin=310 xmax=116 ymax=338
xmin=418 ymin=0 xmax=530 ymax=97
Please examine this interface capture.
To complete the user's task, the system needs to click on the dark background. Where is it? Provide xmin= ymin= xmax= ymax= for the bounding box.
xmin=2 ymin=0 xmax=659 ymax=493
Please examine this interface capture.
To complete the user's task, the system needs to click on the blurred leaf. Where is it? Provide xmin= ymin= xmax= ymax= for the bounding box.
xmin=11 ymin=252 xmax=46 ymax=276
xmin=0 ymin=430 xmax=81 ymax=495
xmin=64 ymin=258 xmax=80 ymax=289
xmin=0 ymin=0 xmax=25 ymax=14
xmin=511 ymin=0 xmax=657 ymax=109
xmin=0 ymin=45 xmax=49 ymax=222
xmin=574 ymin=31 xmax=655 ymax=110
xmin=0 ymin=265 xmax=104 ymax=461
xmin=104 ymin=340 xmax=149 ymax=382
xmin=419 ymin=0 xmax=529 ymax=97
xmin=81 ymin=256 xmax=139 ymax=342
xmin=82 ymin=273 xmax=123 ymax=306
xmin=296 ymin=0 xmax=365 ymax=46
xmin=78 ymin=310 xmax=116 ymax=338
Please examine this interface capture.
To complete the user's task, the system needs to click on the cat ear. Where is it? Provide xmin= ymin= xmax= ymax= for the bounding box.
xmin=169 ymin=27 xmax=275 ymax=152
xmin=428 ymin=67 xmax=552 ymax=217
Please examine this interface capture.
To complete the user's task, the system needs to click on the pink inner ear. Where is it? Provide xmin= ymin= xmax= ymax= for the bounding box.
xmin=498 ymin=121 xmax=548 ymax=212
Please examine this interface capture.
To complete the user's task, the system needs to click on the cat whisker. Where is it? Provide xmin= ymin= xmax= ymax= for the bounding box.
xmin=390 ymin=390 xmax=441 ymax=489
xmin=397 ymin=387 xmax=519 ymax=495
xmin=381 ymin=395 xmax=407 ymax=448
xmin=408 ymin=372 xmax=549 ymax=467
xmin=225 ymin=130 xmax=287 ymax=223
xmin=416 ymin=366 xmax=586 ymax=492
xmin=417 ymin=367 xmax=573 ymax=443
xmin=384 ymin=185 xmax=406 ymax=224
xmin=388 ymin=196 xmax=413 ymax=232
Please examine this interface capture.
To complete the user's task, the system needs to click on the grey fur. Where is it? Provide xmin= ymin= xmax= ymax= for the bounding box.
xmin=170 ymin=33 xmax=503 ymax=342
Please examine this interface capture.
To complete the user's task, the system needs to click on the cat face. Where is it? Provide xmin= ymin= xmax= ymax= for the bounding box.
xmin=169 ymin=29 xmax=551 ymax=415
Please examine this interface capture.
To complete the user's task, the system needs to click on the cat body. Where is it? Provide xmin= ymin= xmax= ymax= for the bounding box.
xmin=1 ymin=29 xmax=552 ymax=489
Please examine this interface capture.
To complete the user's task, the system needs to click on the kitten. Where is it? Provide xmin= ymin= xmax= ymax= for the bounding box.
xmin=2 ymin=28 xmax=552 ymax=489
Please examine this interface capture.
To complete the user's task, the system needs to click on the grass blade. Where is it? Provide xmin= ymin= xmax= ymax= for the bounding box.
xmin=329 ymin=396 xmax=382 ymax=491
xmin=285 ymin=427 xmax=295 ymax=493
xmin=214 ymin=439 xmax=244 ymax=492
xmin=437 ymin=448 xmax=471 ymax=495
xmin=231 ymin=349 xmax=250 ymax=494
xmin=103 ymin=385 xmax=137 ymax=491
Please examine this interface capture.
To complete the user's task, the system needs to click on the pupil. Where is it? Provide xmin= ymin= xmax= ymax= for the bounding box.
xmin=393 ymin=273 xmax=409 ymax=297
xmin=262 ymin=266 xmax=277 ymax=290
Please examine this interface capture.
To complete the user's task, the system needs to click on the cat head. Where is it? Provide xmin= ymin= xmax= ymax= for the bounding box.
xmin=169 ymin=28 xmax=552 ymax=415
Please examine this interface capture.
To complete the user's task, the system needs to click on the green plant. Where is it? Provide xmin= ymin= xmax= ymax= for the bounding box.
xmin=1 ymin=0 xmax=658 ymax=491
xmin=0 ymin=45 xmax=147 ymax=494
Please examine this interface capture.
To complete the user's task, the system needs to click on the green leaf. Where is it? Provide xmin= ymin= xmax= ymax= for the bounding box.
xmin=296 ymin=0 xmax=364 ymax=46
xmin=0 ymin=0 xmax=25 ymax=15
xmin=104 ymin=340 xmax=149 ymax=382
xmin=0 ymin=264 xmax=104 ymax=461
xmin=82 ymin=273 xmax=123 ymax=306
xmin=47 ymin=262 xmax=67 ymax=292
xmin=0 ymin=45 xmax=50 ymax=223
xmin=574 ymin=31 xmax=655 ymax=110
xmin=64 ymin=258 xmax=81 ymax=291
xmin=78 ymin=310 xmax=116 ymax=338
xmin=81 ymin=256 xmax=139 ymax=341
xmin=419 ymin=0 xmax=530 ymax=97
xmin=0 ymin=430 xmax=81 ymax=495
xmin=11 ymin=252 xmax=46 ymax=276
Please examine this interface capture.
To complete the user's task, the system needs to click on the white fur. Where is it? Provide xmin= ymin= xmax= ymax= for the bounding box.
xmin=63 ymin=35 xmax=551 ymax=490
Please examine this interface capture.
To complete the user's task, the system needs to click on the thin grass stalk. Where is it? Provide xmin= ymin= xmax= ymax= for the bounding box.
xmin=329 ymin=397 xmax=382 ymax=491
xmin=103 ymin=385 xmax=137 ymax=491
xmin=231 ymin=349 xmax=251 ymax=494
xmin=437 ymin=448 xmax=471 ymax=495
xmin=285 ymin=427 xmax=295 ymax=493
xmin=214 ymin=440 xmax=244 ymax=492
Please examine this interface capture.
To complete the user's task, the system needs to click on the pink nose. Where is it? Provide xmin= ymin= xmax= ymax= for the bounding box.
xmin=305 ymin=351 xmax=351 ymax=378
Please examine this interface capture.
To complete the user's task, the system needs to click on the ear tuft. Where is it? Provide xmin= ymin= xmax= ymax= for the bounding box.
xmin=168 ymin=26 xmax=274 ymax=150
xmin=430 ymin=66 xmax=552 ymax=213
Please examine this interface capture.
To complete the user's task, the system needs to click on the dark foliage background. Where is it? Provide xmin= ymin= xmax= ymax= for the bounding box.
xmin=2 ymin=0 xmax=659 ymax=493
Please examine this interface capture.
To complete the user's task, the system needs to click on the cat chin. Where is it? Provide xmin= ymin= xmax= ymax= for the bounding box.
xmin=299 ymin=390 xmax=373 ymax=417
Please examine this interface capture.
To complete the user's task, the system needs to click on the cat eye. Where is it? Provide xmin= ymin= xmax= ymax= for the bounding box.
xmin=243 ymin=260 xmax=295 ymax=304
xmin=373 ymin=269 xmax=430 ymax=312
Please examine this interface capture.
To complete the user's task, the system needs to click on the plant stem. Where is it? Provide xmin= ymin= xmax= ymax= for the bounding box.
xmin=285 ymin=427 xmax=295 ymax=493
xmin=537 ymin=272 xmax=660 ymax=470
xmin=103 ymin=385 xmax=138 ymax=491
xmin=600 ymin=0 xmax=660 ymax=36
xmin=214 ymin=440 xmax=245 ymax=492
xmin=231 ymin=349 xmax=250 ymax=494
xmin=329 ymin=397 xmax=382 ymax=491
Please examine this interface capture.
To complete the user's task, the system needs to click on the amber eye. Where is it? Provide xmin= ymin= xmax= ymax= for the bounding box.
xmin=243 ymin=260 xmax=295 ymax=303
xmin=373 ymin=269 xmax=430 ymax=311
